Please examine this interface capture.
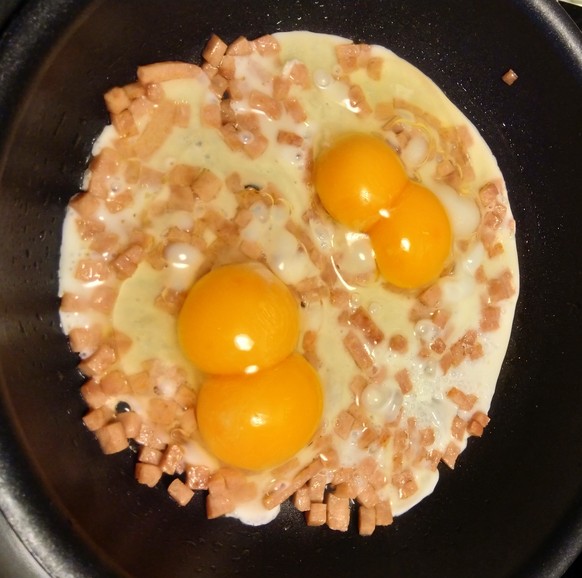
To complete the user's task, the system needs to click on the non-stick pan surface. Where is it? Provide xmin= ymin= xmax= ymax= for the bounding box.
xmin=1 ymin=1 xmax=582 ymax=577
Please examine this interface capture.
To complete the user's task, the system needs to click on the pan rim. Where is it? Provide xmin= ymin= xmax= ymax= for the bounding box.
xmin=1 ymin=1 xmax=581 ymax=577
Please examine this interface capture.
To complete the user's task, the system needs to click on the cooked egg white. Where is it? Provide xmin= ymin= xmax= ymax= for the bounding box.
xmin=59 ymin=31 xmax=518 ymax=526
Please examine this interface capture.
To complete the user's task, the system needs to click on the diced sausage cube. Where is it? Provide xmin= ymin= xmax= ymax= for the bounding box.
xmin=308 ymin=472 xmax=327 ymax=503
xmin=82 ymin=407 xmax=112 ymax=432
xmin=375 ymin=501 xmax=393 ymax=526
xmin=293 ymin=486 xmax=311 ymax=512
xmin=168 ymin=479 xmax=194 ymax=506
xmin=186 ymin=465 xmax=211 ymax=490
xmin=160 ymin=444 xmax=185 ymax=475
xmin=326 ymin=493 xmax=350 ymax=532
xmin=95 ymin=422 xmax=128 ymax=455
xmin=305 ymin=502 xmax=327 ymax=527
xmin=206 ymin=492 xmax=234 ymax=519
xmin=358 ymin=506 xmax=376 ymax=536
xmin=138 ymin=445 xmax=162 ymax=465
xmin=135 ymin=463 xmax=162 ymax=488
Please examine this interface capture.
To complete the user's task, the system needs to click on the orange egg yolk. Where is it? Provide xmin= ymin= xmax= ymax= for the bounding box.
xmin=177 ymin=262 xmax=300 ymax=375
xmin=196 ymin=353 xmax=323 ymax=471
xmin=313 ymin=133 xmax=409 ymax=232
xmin=368 ymin=181 xmax=452 ymax=289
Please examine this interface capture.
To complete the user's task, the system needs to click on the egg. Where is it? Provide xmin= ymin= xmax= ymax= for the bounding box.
xmin=58 ymin=30 xmax=519 ymax=530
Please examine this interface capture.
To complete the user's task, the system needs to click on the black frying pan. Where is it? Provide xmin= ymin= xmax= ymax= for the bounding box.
xmin=1 ymin=1 xmax=582 ymax=577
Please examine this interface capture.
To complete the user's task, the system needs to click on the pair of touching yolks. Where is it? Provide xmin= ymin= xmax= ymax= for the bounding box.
xmin=178 ymin=263 xmax=323 ymax=471
xmin=314 ymin=133 xmax=452 ymax=289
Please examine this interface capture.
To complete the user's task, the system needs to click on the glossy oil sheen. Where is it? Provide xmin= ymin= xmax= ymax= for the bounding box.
xmin=0 ymin=1 xmax=581 ymax=578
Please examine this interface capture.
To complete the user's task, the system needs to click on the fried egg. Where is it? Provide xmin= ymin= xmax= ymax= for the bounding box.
xmin=58 ymin=31 xmax=519 ymax=530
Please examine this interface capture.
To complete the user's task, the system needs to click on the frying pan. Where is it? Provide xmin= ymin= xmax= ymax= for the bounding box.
xmin=1 ymin=1 xmax=581 ymax=577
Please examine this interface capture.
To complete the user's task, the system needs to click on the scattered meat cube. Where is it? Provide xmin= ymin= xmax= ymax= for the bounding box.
xmin=308 ymin=472 xmax=327 ymax=503
xmin=306 ymin=502 xmax=327 ymax=526
xmin=117 ymin=411 xmax=141 ymax=438
xmin=343 ymin=330 xmax=374 ymax=370
xmin=447 ymin=386 xmax=478 ymax=411
xmin=442 ymin=442 xmax=461 ymax=469
xmin=186 ymin=465 xmax=211 ymax=490
xmin=82 ymin=407 xmax=112 ymax=432
xmin=100 ymin=370 xmax=128 ymax=396
xmin=135 ymin=463 xmax=162 ymax=488
xmin=160 ymin=444 xmax=185 ymax=475
xmin=206 ymin=489 xmax=234 ymax=519
xmin=95 ymin=422 xmax=128 ymax=455
xmin=253 ymin=34 xmax=280 ymax=55
xmin=335 ymin=43 xmax=360 ymax=73
xmin=78 ymin=344 xmax=117 ymax=377
xmin=293 ymin=486 xmax=311 ymax=512
xmin=89 ymin=285 xmax=118 ymax=314
xmin=134 ymin=100 xmax=175 ymax=159
xmin=104 ymin=86 xmax=131 ymax=114
xmin=226 ymin=36 xmax=254 ymax=56
xmin=148 ymin=398 xmax=180 ymax=426
xmin=451 ymin=415 xmax=467 ymax=441
xmin=138 ymin=445 xmax=162 ymax=466
xmin=334 ymin=410 xmax=355 ymax=440
xmin=395 ymin=368 xmax=413 ymax=394
xmin=502 ymin=69 xmax=518 ymax=85
xmin=168 ymin=478 xmax=194 ymax=506
xmin=348 ymin=306 xmax=385 ymax=345
xmin=192 ymin=169 xmax=222 ymax=201
xmin=134 ymin=423 xmax=166 ymax=450
xmin=356 ymin=484 xmax=378 ymax=509
xmin=389 ymin=334 xmax=408 ymax=353
xmin=467 ymin=411 xmax=491 ymax=437
xmin=80 ymin=379 xmax=108 ymax=409
xmin=358 ymin=506 xmax=376 ymax=536
xmin=488 ymin=269 xmax=515 ymax=302
xmin=202 ymin=34 xmax=228 ymax=67
xmin=375 ymin=501 xmax=393 ymax=526
xmin=249 ymin=90 xmax=282 ymax=120
xmin=111 ymin=244 xmax=144 ymax=280
xmin=75 ymin=258 xmax=109 ymax=283
xmin=326 ymin=493 xmax=350 ymax=532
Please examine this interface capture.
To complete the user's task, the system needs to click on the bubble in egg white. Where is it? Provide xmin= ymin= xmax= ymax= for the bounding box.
xmin=440 ymin=274 xmax=477 ymax=305
xmin=414 ymin=319 xmax=440 ymax=343
xmin=400 ymin=134 xmax=429 ymax=168
xmin=428 ymin=180 xmax=480 ymax=239
xmin=250 ymin=202 xmax=269 ymax=223
xmin=362 ymin=384 xmax=388 ymax=411
xmin=309 ymin=219 xmax=334 ymax=254
xmin=313 ymin=68 xmax=332 ymax=88
xmin=383 ymin=387 xmax=403 ymax=423
xmin=463 ymin=241 xmax=486 ymax=275
xmin=239 ymin=131 xmax=254 ymax=145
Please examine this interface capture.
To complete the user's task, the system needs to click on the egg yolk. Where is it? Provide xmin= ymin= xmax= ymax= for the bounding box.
xmin=177 ymin=262 xmax=299 ymax=375
xmin=313 ymin=133 xmax=409 ymax=232
xmin=196 ymin=353 xmax=323 ymax=471
xmin=368 ymin=181 xmax=452 ymax=289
